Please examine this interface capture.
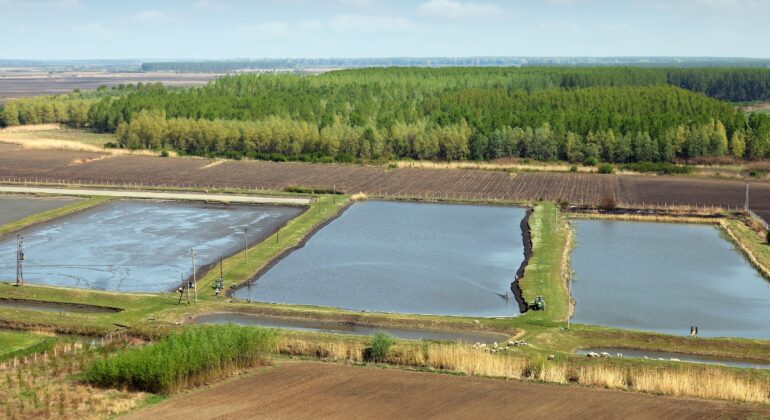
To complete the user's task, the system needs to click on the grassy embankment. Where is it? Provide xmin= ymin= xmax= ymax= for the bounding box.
xmin=0 ymin=329 xmax=56 ymax=361
xmin=516 ymin=202 xmax=571 ymax=325
xmin=0 ymin=195 xmax=112 ymax=238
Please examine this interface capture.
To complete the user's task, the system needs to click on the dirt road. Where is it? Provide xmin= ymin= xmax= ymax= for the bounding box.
xmin=0 ymin=186 xmax=311 ymax=205
xmin=123 ymin=361 xmax=770 ymax=420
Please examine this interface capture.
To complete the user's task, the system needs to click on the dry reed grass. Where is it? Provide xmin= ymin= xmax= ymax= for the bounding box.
xmin=279 ymin=337 xmax=770 ymax=404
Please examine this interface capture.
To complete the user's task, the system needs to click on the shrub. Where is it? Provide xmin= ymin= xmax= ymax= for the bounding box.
xmin=569 ymin=165 xmax=577 ymax=172
xmin=597 ymin=163 xmax=614 ymax=174
xmin=160 ymin=150 xmax=169 ymax=157
xmin=84 ymin=325 xmax=278 ymax=394
xmin=583 ymin=157 xmax=598 ymax=166
xmin=600 ymin=196 xmax=617 ymax=211
xmin=369 ymin=331 xmax=395 ymax=362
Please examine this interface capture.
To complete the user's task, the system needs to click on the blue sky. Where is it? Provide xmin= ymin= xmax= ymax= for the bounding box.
xmin=0 ymin=0 xmax=768 ymax=59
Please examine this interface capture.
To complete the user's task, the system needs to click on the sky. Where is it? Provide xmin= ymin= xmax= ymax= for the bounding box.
xmin=0 ymin=0 xmax=768 ymax=60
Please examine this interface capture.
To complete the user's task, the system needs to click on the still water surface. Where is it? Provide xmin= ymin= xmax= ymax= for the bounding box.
xmin=235 ymin=201 xmax=525 ymax=317
xmin=0 ymin=200 xmax=302 ymax=292
xmin=571 ymin=220 xmax=770 ymax=339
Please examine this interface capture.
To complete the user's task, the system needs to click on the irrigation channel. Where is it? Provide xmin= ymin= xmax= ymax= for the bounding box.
xmin=576 ymin=348 xmax=770 ymax=370
xmin=0 ymin=195 xmax=81 ymax=225
xmin=191 ymin=313 xmax=508 ymax=343
xmin=0 ymin=200 xmax=303 ymax=291
xmin=570 ymin=220 xmax=770 ymax=339
xmin=0 ymin=297 xmax=121 ymax=314
xmin=234 ymin=201 xmax=528 ymax=318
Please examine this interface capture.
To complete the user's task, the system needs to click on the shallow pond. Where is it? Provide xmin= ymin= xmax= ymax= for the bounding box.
xmin=571 ymin=220 xmax=770 ymax=339
xmin=234 ymin=201 xmax=526 ymax=317
xmin=0 ymin=195 xmax=80 ymax=226
xmin=192 ymin=313 xmax=508 ymax=343
xmin=0 ymin=298 xmax=120 ymax=313
xmin=577 ymin=348 xmax=770 ymax=370
xmin=0 ymin=200 xmax=303 ymax=292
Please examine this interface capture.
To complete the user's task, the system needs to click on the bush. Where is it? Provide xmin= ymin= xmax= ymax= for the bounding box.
xmin=160 ymin=150 xmax=169 ymax=157
xmin=597 ymin=163 xmax=614 ymax=174
xmin=84 ymin=325 xmax=278 ymax=394
xmin=569 ymin=165 xmax=577 ymax=172
xmin=600 ymin=196 xmax=617 ymax=211
xmin=369 ymin=331 xmax=395 ymax=362
xmin=583 ymin=157 xmax=598 ymax=166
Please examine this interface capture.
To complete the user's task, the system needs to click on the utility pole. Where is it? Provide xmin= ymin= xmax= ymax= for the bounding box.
xmin=191 ymin=248 xmax=197 ymax=303
xmin=16 ymin=235 xmax=24 ymax=287
xmin=745 ymin=183 xmax=750 ymax=211
xmin=567 ymin=276 xmax=571 ymax=330
xmin=243 ymin=227 xmax=248 ymax=264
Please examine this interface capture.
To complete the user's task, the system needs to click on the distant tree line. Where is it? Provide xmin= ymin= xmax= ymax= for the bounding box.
xmin=2 ymin=68 xmax=770 ymax=163
xmin=140 ymin=57 xmax=770 ymax=72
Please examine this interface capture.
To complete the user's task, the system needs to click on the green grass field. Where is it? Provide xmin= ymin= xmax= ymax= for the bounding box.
xmin=0 ymin=330 xmax=56 ymax=360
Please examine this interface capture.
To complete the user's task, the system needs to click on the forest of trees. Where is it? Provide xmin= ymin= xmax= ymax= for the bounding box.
xmin=2 ymin=67 xmax=770 ymax=163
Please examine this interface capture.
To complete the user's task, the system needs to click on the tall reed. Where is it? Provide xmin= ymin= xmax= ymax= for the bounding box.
xmin=85 ymin=325 xmax=278 ymax=394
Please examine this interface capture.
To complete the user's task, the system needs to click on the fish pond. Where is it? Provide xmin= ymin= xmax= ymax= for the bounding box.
xmin=0 ymin=200 xmax=303 ymax=292
xmin=570 ymin=220 xmax=770 ymax=339
xmin=234 ymin=201 xmax=526 ymax=317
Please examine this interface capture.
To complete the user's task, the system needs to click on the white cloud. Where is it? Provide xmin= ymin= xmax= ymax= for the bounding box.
xmin=417 ymin=0 xmax=501 ymax=19
xmin=330 ymin=14 xmax=414 ymax=32
xmin=134 ymin=10 xmax=167 ymax=22
xmin=193 ymin=0 xmax=224 ymax=11
xmin=237 ymin=21 xmax=292 ymax=37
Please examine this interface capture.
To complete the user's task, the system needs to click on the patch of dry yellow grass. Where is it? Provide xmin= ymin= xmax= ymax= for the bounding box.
xmin=279 ymin=337 xmax=770 ymax=404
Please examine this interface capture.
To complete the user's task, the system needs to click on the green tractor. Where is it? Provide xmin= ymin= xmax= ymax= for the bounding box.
xmin=530 ymin=296 xmax=546 ymax=311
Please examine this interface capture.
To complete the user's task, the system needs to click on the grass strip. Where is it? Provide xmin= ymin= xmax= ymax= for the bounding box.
xmin=518 ymin=203 xmax=571 ymax=324
xmin=0 ymin=195 xmax=112 ymax=238
xmin=197 ymin=194 xmax=349 ymax=296
xmin=0 ymin=330 xmax=57 ymax=361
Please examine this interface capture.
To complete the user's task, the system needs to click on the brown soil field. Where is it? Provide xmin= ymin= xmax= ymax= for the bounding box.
xmin=0 ymin=72 xmax=216 ymax=104
xmin=3 ymin=150 xmax=770 ymax=218
xmin=124 ymin=361 xmax=770 ymax=420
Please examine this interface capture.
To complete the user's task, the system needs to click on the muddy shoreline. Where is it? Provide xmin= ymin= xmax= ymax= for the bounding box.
xmin=0 ymin=297 xmax=122 ymax=313
xmin=189 ymin=312 xmax=510 ymax=343
xmin=228 ymin=201 xmax=353 ymax=296
xmin=511 ymin=208 xmax=533 ymax=313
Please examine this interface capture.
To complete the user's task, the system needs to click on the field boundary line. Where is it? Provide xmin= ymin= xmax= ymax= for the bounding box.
xmin=0 ymin=185 xmax=311 ymax=205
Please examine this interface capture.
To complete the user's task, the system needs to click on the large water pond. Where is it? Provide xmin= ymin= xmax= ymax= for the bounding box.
xmin=234 ymin=201 xmax=526 ymax=317
xmin=0 ymin=200 xmax=303 ymax=292
xmin=0 ymin=195 xmax=80 ymax=226
xmin=571 ymin=220 xmax=770 ymax=339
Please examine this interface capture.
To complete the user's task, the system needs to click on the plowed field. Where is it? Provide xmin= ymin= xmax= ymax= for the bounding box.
xmin=123 ymin=361 xmax=770 ymax=420
xmin=2 ymin=149 xmax=770 ymax=218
